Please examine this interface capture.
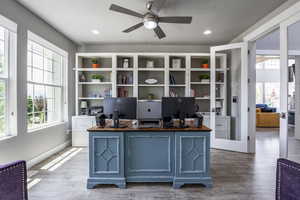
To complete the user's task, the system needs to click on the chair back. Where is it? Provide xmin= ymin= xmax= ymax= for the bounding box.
xmin=0 ymin=160 xmax=28 ymax=200
xmin=276 ymin=158 xmax=300 ymax=200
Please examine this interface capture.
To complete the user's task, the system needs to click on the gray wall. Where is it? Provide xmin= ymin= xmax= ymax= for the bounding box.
xmin=78 ymin=44 xmax=210 ymax=53
xmin=0 ymin=0 xmax=77 ymax=164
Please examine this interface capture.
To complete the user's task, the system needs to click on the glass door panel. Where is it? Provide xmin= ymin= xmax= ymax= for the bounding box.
xmin=210 ymin=43 xmax=248 ymax=152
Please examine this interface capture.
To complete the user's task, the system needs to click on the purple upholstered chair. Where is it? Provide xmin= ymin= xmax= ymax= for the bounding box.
xmin=276 ymin=158 xmax=300 ymax=200
xmin=0 ymin=160 xmax=28 ymax=200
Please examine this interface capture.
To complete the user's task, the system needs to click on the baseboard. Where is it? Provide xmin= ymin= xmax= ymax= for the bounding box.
xmin=27 ymin=140 xmax=71 ymax=169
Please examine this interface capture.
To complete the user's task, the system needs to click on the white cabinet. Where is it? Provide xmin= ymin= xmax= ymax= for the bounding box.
xmin=72 ymin=116 xmax=96 ymax=147
xmin=203 ymin=116 xmax=231 ymax=139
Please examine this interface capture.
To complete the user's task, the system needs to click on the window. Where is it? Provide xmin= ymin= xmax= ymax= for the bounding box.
xmin=0 ymin=15 xmax=17 ymax=138
xmin=256 ymin=83 xmax=264 ymax=104
xmin=264 ymin=82 xmax=280 ymax=109
xmin=27 ymin=32 xmax=67 ymax=131
xmin=264 ymin=58 xmax=280 ymax=69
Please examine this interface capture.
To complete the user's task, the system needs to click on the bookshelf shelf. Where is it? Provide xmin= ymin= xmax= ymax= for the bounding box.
xmin=75 ymin=53 xmax=227 ymax=117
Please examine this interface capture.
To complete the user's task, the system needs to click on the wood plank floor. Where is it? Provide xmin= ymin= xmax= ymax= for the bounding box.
xmin=27 ymin=128 xmax=300 ymax=200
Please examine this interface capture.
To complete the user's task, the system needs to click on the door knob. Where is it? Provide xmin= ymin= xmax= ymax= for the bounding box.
xmin=280 ymin=112 xmax=286 ymax=119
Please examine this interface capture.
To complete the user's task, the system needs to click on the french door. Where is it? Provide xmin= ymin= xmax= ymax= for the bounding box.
xmin=279 ymin=11 xmax=300 ymax=158
xmin=210 ymin=43 xmax=249 ymax=153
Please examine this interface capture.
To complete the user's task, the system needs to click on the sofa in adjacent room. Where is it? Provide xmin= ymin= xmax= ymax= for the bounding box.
xmin=256 ymin=104 xmax=280 ymax=128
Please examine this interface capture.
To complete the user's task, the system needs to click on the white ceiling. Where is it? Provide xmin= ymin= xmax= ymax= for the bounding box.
xmin=17 ymin=0 xmax=286 ymax=45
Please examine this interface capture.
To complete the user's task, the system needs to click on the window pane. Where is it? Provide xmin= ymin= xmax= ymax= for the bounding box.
xmin=53 ymin=60 xmax=61 ymax=85
xmin=0 ymin=116 xmax=5 ymax=136
xmin=27 ymin=113 xmax=33 ymax=129
xmin=44 ymin=57 xmax=53 ymax=72
xmin=27 ymin=51 xmax=32 ymax=66
xmin=0 ymin=81 xmax=5 ymax=136
xmin=33 ymin=85 xmax=45 ymax=113
xmin=256 ymin=83 xmax=263 ymax=104
xmin=0 ymin=26 xmax=4 ymax=40
xmin=0 ymin=99 xmax=5 ymax=116
xmin=265 ymin=82 xmax=280 ymax=110
xmin=32 ymin=68 xmax=43 ymax=83
xmin=0 ymin=81 xmax=5 ymax=98
xmin=27 ymin=67 xmax=32 ymax=81
xmin=264 ymin=58 xmax=280 ymax=69
xmin=32 ymin=53 xmax=43 ymax=69
xmin=45 ymin=86 xmax=54 ymax=98
xmin=44 ymin=71 xmax=53 ymax=84
xmin=0 ymin=40 xmax=4 ymax=74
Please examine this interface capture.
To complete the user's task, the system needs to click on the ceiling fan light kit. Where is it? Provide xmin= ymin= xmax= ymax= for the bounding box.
xmin=143 ymin=14 xmax=158 ymax=29
xmin=109 ymin=1 xmax=193 ymax=39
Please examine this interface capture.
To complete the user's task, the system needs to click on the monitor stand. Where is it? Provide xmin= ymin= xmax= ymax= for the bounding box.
xmin=110 ymin=110 xmax=127 ymax=128
xmin=179 ymin=112 xmax=189 ymax=128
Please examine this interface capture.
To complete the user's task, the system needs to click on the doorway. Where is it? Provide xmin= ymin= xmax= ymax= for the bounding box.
xmin=245 ymin=5 xmax=300 ymax=159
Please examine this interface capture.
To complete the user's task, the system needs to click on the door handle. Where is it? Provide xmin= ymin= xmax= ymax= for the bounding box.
xmin=280 ymin=112 xmax=286 ymax=119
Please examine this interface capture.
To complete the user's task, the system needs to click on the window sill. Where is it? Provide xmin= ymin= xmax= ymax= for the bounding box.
xmin=28 ymin=121 xmax=67 ymax=134
xmin=0 ymin=135 xmax=16 ymax=142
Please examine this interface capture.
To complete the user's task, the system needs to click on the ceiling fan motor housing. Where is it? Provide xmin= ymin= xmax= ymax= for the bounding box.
xmin=143 ymin=13 xmax=158 ymax=29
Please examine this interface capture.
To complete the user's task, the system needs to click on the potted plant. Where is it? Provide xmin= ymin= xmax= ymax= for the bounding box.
xmin=201 ymin=59 xmax=209 ymax=68
xmin=91 ymin=58 xmax=100 ymax=68
xmin=91 ymin=74 xmax=104 ymax=82
xmin=199 ymin=74 xmax=210 ymax=83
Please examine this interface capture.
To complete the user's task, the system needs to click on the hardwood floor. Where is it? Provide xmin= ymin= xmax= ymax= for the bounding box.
xmin=27 ymin=128 xmax=300 ymax=200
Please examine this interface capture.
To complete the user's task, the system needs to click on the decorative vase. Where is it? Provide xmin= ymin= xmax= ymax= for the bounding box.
xmin=123 ymin=59 xmax=129 ymax=68
xmin=146 ymin=60 xmax=154 ymax=68
xmin=79 ymin=74 xmax=86 ymax=82
xmin=172 ymin=59 xmax=181 ymax=69
xmin=92 ymin=64 xmax=100 ymax=68
xmin=201 ymin=64 xmax=209 ymax=68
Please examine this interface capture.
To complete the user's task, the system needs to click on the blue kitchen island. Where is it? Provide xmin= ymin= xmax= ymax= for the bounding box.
xmin=86 ymin=126 xmax=212 ymax=189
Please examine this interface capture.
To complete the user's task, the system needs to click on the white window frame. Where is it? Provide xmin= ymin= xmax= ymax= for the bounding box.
xmin=27 ymin=31 xmax=68 ymax=132
xmin=0 ymin=15 xmax=17 ymax=139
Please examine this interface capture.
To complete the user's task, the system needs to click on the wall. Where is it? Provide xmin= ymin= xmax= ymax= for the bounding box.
xmin=0 ymin=0 xmax=77 ymax=164
xmin=78 ymin=44 xmax=210 ymax=53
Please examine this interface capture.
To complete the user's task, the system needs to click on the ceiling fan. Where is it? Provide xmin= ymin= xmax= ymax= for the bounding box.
xmin=109 ymin=1 xmax=192 ymax=39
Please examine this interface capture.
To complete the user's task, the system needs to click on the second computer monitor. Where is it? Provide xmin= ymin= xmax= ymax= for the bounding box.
xmin=162 ymin=97 xmax=196 ymax=119
xmin=103 ymin=97 xmax=137 ymax=119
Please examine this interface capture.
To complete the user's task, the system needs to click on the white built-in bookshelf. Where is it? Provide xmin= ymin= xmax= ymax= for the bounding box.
xmin=74 ymin=53 xmax=227 ymax=117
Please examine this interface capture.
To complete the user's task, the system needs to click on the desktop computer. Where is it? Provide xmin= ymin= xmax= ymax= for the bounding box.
xmin=162 ymin=97 xmax=198 ymax=128
xmin=103 ymin=97 xmax=137 ymax=128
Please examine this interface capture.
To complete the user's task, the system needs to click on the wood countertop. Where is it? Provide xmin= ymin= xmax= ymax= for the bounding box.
xmin=87 ymin=126 xmax=211 ymax=132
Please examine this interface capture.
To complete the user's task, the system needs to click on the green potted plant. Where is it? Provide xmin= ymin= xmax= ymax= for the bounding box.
xmin=201 ymin=59 xmax=209 ymax=68
xmin=91 ymin=74 xmax=104 ymax=82
xmin=91 ymin=58 xmax=100 ymax=68
xmin=199 ymin=74 xmax=210 ymax=83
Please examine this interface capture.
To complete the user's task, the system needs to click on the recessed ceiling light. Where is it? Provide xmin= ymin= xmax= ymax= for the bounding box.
xmin=203 ymin=30 xmax=212 ymax=35
xmin=91 ymin=29 xmax=100 ymax=35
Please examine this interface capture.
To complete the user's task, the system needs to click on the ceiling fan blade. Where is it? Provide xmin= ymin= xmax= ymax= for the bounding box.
xmin=123 ymin=22 xmax=144 ymax=33
xmin=154 ymin=26 xmax=166 ymax=39
xmin=159 ymin=16 xmax=192 ymax=24
xmin=109 ymin=4 xmax=144 ymax=18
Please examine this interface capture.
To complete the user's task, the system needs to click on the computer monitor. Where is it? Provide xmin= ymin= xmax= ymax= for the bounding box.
xmin=162 ymin=97 xmax=196 ymax=128
xmin=103 ymin=97 xmax=137 ymax=128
